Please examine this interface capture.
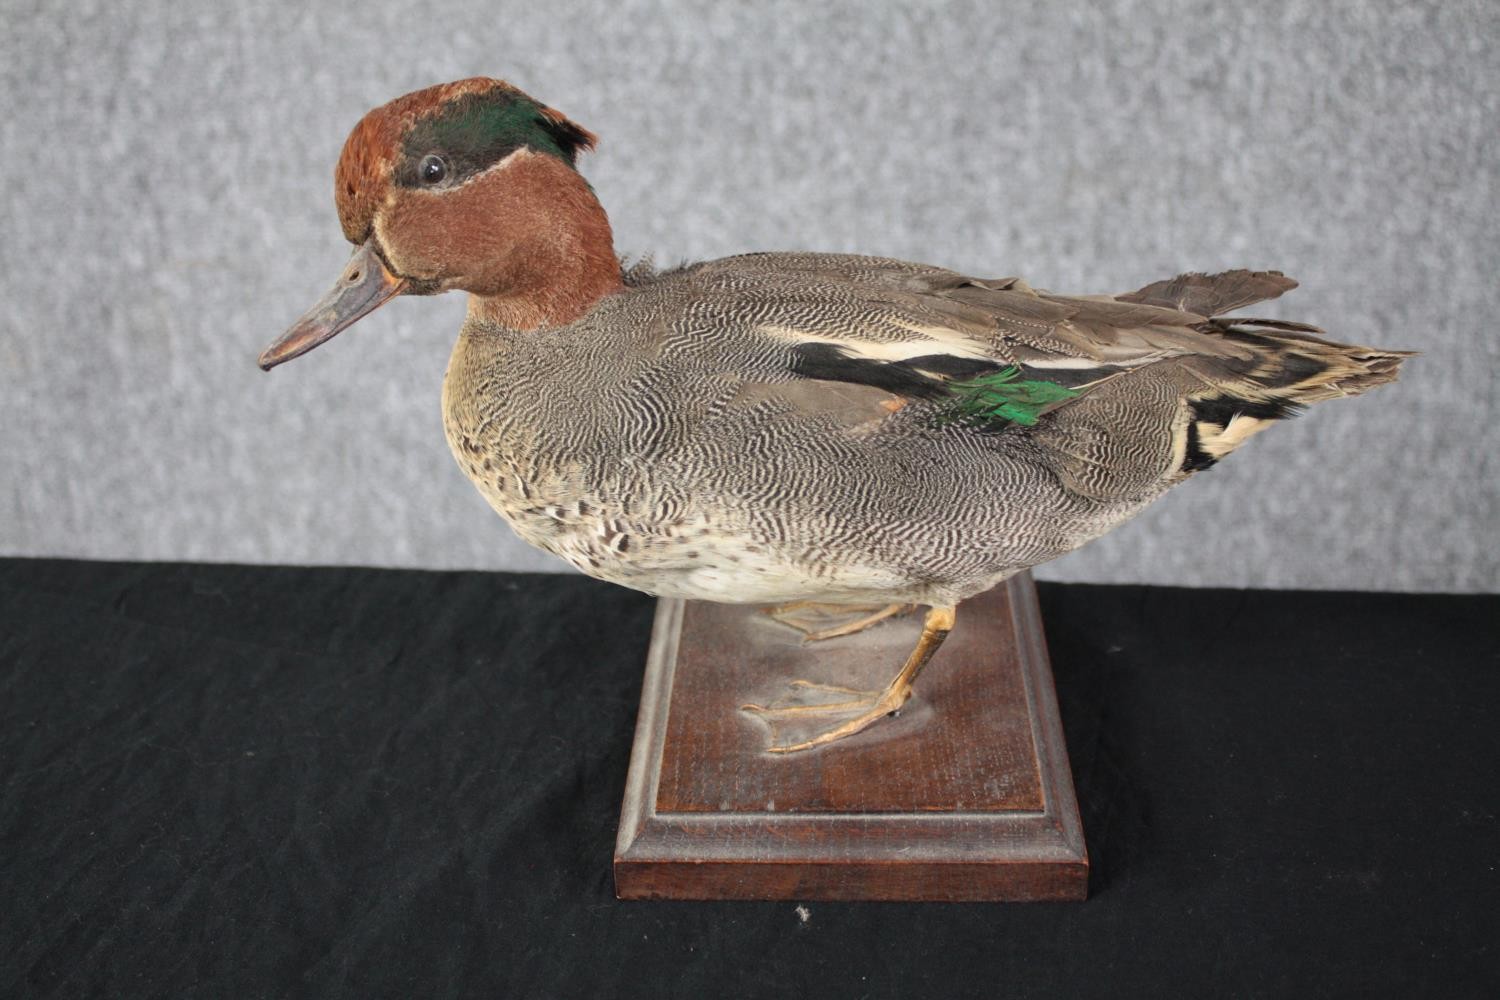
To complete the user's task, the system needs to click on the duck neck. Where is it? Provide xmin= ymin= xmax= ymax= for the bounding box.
xmin=466 ymin=156 xmax=623 ymax=331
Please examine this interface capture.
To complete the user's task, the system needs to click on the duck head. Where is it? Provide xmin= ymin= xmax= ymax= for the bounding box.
xmin=259 ymin=77 xmax=621 ymax=370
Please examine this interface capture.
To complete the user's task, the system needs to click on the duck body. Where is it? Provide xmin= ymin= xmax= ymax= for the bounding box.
xmin=439 ymin=256 xmax=1111 ymax=608
xmin=439 ymin=250 xmax=1399 ymax=607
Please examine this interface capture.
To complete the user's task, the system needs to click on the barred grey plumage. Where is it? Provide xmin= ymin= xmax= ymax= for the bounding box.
xmin=440 ymin=252 xmax=1409 ymax=607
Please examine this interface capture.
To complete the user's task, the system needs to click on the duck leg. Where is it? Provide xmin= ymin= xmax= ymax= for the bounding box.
xmin=761 ymin=601 xmax=916 ymax=642
xmin=743 ymin=605 xmax=956 ymax=753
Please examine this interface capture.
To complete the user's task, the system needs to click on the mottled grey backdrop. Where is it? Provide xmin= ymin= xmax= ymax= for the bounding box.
xmin=3 ymin=0 xmax=1496 ymax=591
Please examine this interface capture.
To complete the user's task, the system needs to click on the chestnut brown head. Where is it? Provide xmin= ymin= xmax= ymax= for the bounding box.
xmin=260 ymin=78 xmax=616 ymax=370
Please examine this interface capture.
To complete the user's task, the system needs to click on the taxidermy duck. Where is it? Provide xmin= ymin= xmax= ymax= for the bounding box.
xmin=260 ymin=78 xmax=1410 ymax=752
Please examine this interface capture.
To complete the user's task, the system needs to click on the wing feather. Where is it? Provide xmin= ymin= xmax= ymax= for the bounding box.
xmin=648 ymin=254 xmax=1312 ymax=429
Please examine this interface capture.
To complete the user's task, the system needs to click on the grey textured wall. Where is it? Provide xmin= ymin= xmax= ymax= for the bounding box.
xmin=3 ymin=1 xmax=1496 ymax=591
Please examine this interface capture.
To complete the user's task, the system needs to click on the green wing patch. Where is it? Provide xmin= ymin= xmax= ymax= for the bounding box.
xmin=942 ymin=367 xmax=1080 ymax=427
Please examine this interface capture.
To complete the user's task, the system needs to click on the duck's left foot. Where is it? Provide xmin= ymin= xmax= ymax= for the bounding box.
xmin=741 ymin=679 xmax=913 ymax=753
xmin=760 ymin=601 xmax=915 ymax=642
xmin=742 ymin=604 xmax=957 ymax=753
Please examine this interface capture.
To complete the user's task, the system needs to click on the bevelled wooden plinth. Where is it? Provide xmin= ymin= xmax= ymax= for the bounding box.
xmin=613 ymin=572 xmax=1086 ymax=901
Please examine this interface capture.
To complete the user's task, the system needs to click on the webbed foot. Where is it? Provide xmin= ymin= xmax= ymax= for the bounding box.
xmin=742 ymin=678 xmax=913 ymax=752
xmin=742 ymin=605 xmax=956 ymax=753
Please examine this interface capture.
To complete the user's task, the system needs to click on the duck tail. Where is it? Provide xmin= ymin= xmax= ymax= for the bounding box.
xmin=1126 ymin=271 xmax=1416 ymax=470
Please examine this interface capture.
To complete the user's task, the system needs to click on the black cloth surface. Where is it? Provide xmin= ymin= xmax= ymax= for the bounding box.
xmin=2 ymin=559 xmax=1496 ymax=998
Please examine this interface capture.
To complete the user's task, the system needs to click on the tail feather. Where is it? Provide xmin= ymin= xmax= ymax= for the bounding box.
xmin=1177 ymin=323 xmax=1414 ymax=468
xmin=1116 ymin=269 xmax=1415 ymax=470
xmin=1196 ymin=323 xmax=1413 ymax=403
xmin=1028 ymin=267 xmax=1412 ymax=496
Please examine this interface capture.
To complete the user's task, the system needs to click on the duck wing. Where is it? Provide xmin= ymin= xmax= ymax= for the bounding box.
xmin=650 ymin=253 xmax=1315 ymax=431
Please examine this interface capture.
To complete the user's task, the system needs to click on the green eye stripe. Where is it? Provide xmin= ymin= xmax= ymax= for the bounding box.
xmin=396 ymin=91 xmax=578 ymax=187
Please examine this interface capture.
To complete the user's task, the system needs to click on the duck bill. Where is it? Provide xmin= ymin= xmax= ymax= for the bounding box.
xmin=259 ymin=239 xmax=407 ymax=371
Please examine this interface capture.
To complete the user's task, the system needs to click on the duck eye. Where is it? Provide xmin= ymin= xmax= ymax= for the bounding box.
xmin=419 ymin=154 xmax=447 ymax=185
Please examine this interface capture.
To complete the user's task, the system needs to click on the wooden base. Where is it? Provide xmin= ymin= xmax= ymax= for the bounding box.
xmin=613 ymin=573 xmax=1087 ymax=901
